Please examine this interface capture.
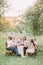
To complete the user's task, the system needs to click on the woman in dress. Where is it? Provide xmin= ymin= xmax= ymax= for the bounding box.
xmin=26 ymin=39 xmax=35 ymax=56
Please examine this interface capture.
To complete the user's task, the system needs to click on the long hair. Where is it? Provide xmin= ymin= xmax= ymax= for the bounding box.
xmin=30 ymin=39 xmax=35 ymax=46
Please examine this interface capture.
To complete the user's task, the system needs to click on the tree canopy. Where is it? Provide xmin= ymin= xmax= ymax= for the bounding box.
xmin=23 ymin=0 xmax=43 ymax=35
xmin=0 ymin=0 xmax=9 ymax=32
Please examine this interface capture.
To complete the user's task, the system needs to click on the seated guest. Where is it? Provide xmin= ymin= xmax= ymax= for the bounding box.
xmin=5 ymin=36 xmax=13 ymax=50
xmin=5 ymin=36 xmax=20 ymax=56
xmin=15 ymin=37 xmax=26 ymax=46
xmin=23 ymin=36 xmax=28 ymax=56
xmin=16 ymin=37 xmax=23 ymax=44
xmin=26 ymin=39 xmax=35 ymax=56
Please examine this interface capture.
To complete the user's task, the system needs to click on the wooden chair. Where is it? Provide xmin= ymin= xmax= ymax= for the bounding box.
xmin=34 ymin=44 xmax=39 ymax=55
xmin=5 ymin=42 xmax=13 ymax=55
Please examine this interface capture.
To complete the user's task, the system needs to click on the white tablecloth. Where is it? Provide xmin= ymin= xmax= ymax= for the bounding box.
xmin=17 ymin=46 xmax=24 ymax=57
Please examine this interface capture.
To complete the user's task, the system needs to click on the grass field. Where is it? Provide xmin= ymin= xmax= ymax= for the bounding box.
xmin=0 ymin=33 xmax=43 ymax=65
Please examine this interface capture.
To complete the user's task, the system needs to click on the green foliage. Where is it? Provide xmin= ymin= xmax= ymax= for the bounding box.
xmin=23 ymin=0 xmax=43 ymax=35
xmin=0 ymin=16 xmax=8 ymax=32
xmin=0 ymin=0 xmax=9 ymax=17
xmin=0 ymin=21 xmax=9 ymax=32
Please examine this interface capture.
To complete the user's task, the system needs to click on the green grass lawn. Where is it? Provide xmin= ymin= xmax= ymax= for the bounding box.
xmin=0 ymin=34 xmax=43 ymax=65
